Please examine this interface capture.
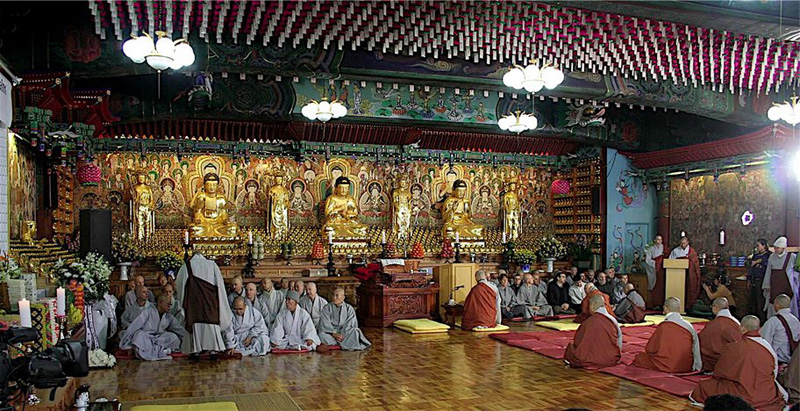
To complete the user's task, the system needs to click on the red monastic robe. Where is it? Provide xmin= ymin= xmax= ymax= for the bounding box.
xmin=461 ymin=282 xmax=498 ymax=330
xmin=633 ymin=321 xmax=696 ymax=373
xmin=679 ymin=247 xmax=702 ymax=308
xmin=564 ymin=310 xmax=621 ymax=368
xmin=650 ymin=254 xmax=667 ymax=308
xmin=574 ymin=289 xmax=613 ymax=323
xmin=699 ymin=315 xmax=742 ymax=372
xmin=691 ymin=331 xmax=787 ymax=409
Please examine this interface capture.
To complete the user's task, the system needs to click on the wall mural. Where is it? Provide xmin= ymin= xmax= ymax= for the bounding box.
xmin=8 ymin=137 xmax=37 ymax=239
xmin=614 ymin=168 xmax=649 ymax=212
xmin=669 ymin=168 xmax=786 ymax=256
xmin=75 ymin=153 xmax=555 ymax=236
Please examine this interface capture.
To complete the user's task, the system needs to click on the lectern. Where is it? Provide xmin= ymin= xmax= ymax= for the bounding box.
xmin=663 ymin=258 xmax=689 ymax=313
xmin=433 ymin=263 xmax=478 ymax=319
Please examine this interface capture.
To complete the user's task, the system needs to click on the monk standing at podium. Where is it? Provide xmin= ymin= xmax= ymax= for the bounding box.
xmin=645 ymin=234 xmax=667 ymax=307
xmin=461 ymin=270 xmax=501 ymax=330
xmin=564 ymin=294 xmax=622 ymax=369
xmin=668 ymin=236 xmax=701 ymax=309
xmin=633 ymin=297 xmax=702 ymax=373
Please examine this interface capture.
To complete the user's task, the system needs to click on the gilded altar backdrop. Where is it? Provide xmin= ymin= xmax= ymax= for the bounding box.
xmin=8 ymin=135 xmax=36 ymax=239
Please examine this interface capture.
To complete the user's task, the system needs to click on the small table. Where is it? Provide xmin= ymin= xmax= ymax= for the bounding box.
xmin=441 ymin=303 xmax=464 ymax=328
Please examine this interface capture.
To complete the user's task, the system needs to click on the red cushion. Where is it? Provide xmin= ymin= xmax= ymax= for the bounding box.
xmin=271 ymin=348 xmax=312 ymax=354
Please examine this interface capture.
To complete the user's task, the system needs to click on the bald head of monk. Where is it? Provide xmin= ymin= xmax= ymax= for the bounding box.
xmin=589 ymin=294 xmax=606 ymax=312
xmin=260 ymin=277 xmax=273 ymax=292
xmin=134 ymin=275 xmax=145 ymax=288
xmin=475 ymin=270 xmax=487 ymax=282
xmin=245 ymin=283 xmax=258 ymax=300
xmin=740 ymin=315 xmax=760 ymax=333
xmin=523 ymin=273 xmax=534 ymax=285
xmin=232 ymin=296 xmax=246 ymax=317
xmin=773 ymin=294 xmax=791 ymax=312
xmin=232 ymin=275 xmax=243 ymax=293
xmin=156 ymin=293 xmax=171 ymax=314
xmin=584 ymin=282 xmax=596 ymax=293
xmin=623 ymin=283 xmax=635 ymax=294
xmin=711 ymin=297 xmax=729 ymax=315
xmin=306 ymin=282 xmax=318 ymax=298
xmin=664 ymin=297 xmax=682 ymax=314
xmin=332 ymin=287 xmax=345 ymax=306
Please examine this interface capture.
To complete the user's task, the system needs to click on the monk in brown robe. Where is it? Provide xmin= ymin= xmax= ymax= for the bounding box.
xmin=461 ymin=270 xmax=501 ymax=330
xmin=564 ymin=294 xmax=622 ymax=368
xmin=573 ymin=283 xmax=613 ymax=323
xmin=668 ymin=236 xmax=702 ymax=309
xmin=779 ymin=348 xmax=799 ymax=405
xmin=699 ymin=297 xmax=742 ymax=372
xmin=690 ymin=315 xmax=788 ymax=408
xmin=633 ymin=297 xmax=702 ymax=373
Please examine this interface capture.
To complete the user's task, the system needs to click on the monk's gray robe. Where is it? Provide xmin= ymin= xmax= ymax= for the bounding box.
xmin=120 ymin=305 xmax=185 ymax=361
xmin=271 ymin=307 xmax=320 ymax=350
xmin=258 ymin=288 xmax=284 ymax=324
xmin=515 ymin=284 xmax=553 ymax=318
xmin=120 ymin=301 xmax=153 ymax=330
xmin=317 ymin=302 xmax=371 ymax=350
xmin=299 ymin=295 xmax=328 ymax=328
xmin=244 ymin=296 xmax=271 ymax=323
xmin=225 ymin=306 xmax=270 ymax=356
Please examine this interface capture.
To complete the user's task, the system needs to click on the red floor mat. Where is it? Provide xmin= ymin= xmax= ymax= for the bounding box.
xmin=534 ymin=347 xmax=566 ymax=360
xmin=636 ymin=376 xmax=697 ymax=397
xmin=507 ymin=339 xmax=560 ymax=351
xmin=489 ymin=331 xmax=547 ymax=343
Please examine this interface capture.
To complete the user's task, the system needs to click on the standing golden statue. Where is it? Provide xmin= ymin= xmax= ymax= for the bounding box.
xmin=190 ymin=173 xmax=238 ymax=238
xmin=322 ymin=176 xmax=367 ymax=240
xmin=442 ymin=179 xmax=483 ymax=240
xmin=21 ymin=221 xmax=36 ymax=245
xmin=268 ymin=175 xmax=290 ymax=240
xmin=391 ymin=176 xmax=412 ymax=240
xmin=502 ymin=179 xmax=521 ymax=242
xmin=131 ymin=171 xmax=155 ymax=240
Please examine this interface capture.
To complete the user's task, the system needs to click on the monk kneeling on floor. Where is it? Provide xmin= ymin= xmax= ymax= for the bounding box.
xmin=564 ymin=294 xmax=622 ymax=368
xmin=461 ymin=270 xmax=501 ymax=330
xmin=698 ymin=297 xmax=741 ymax=372
xmin=690 ymin=315 xmax=787 ymax=409
xmin=633 ymin=297 xmax=702 ymax=373
xmin=573 ymin=283 xmax=613 ymax=323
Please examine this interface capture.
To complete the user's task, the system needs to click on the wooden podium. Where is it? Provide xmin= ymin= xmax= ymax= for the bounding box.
xmin=433 ymin=263 xmax=478 ymax=319
xmin=664 ymin=258 xmax=689 ymax=313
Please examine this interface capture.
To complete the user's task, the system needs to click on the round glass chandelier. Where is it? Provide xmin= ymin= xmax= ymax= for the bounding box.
xmin=122 ymin=31 xmax=195 ymax=71
xmin=498 ymin=111 xmax=538 ymax=134
xmin=502 ymin=62 xmax=565 ymax=93
xmin=301 ymin=99 xmax=347 ymax=122
xmin=767 ymin=96 xmax=800 ymax=125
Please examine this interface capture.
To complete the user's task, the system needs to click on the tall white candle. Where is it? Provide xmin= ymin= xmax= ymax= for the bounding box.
xmin=719 ymin=230 xmax=725 ymax=246
xmin=455 ymin=232 xmax=460 ymax=243
xmin=56 ymin=287 xmax=66 ymax=316
xmin=184 ymin=230 xmax=189 ymax=245
xmin=328 ymin=231 xmax=333 ymax=245
xmin=680 ymin=231 xmax=686 ymax=238
xmin=18 ymin=299 xmax=31 ymax=327
xmin=381 ymin=230 xmax=386 ymax=244
xmin=248 ymin=230 xmax=253 ymax=245
xmin=502 ymin=232 xmax=507 ymax=244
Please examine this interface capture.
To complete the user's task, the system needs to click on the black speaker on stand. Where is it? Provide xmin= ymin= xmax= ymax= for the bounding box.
xmin=591 ymin=186 xmax=602 ymax=215
xmin=79 ymin=209 xmax=112 ymax=262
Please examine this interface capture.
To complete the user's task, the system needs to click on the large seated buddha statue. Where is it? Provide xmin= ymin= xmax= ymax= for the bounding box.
xmin=322 ymin=176 xmax=368 ymax=240
xmin=442 ymin=179 xmax=483 ymax=241
xmin=190 ymin=173 xmax=239 ymax=238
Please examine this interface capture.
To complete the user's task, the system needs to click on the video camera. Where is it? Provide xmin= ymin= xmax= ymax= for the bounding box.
xmin=0 ymin=325 xmax=89 ymax=408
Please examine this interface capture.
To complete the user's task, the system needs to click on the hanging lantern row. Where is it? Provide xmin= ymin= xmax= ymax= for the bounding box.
xmin=122 ymin=31 xmax=195 ymax=71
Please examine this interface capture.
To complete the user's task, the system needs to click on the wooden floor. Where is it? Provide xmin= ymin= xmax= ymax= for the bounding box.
xmin=79 ymin=322 xmax=693 ymax=410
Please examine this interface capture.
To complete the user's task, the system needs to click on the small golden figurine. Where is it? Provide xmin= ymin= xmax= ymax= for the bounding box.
xmin=268 ymin=175 xmax=290 ymax=240
xmin=391 ymin=176 xmax=412 ymax=241
xmin=322 ymin=176 xmax=367 ymax=240
xmin=190 ymin=172 xmax=238 ymax=238
xmin=21 ymin=220 xmax=36 ymax=245
xmin=441 ymin=179 xmax=483 ymax=240
xmin=131 ymin=170 xmax=155 ymax=240
xmin=502 ymin=178 xmax=521 ymax=242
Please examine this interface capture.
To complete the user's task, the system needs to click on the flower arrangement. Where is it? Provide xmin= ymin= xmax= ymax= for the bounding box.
xmin=534 ymin=236 xmax=567 ymax=261
xmin=111 ymin=233 xmax=143 ymax=264
xmin=52 ymin=253 xmax=113 ymax=302
xmin=156 ymin=251 xmax=183 ymax=273
xmin=89 ymin=349 xmax=117 ymax=368
xmin=512 ymin=249 xmax=537 ymax=265
xmin=0 ymin=254 xmax=23 ymax=283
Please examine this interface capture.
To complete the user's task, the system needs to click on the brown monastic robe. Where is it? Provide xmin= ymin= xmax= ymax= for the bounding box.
xmin=699 ymin=311 xmax=742 ymax=372
xmin=691 ymin=331 xmax=787 ymax=409
xmin=573 ymin=289 xmax=613 ymax=323
xmin=778 ymin=347 xmax=799 ymax=405
xmin=461 ymin=282 xmax=498 ymax=330
xmin=633 ymin=321 xmax=696 ymax=373
xmin=564 ymin=307 xmax=621 ymax=368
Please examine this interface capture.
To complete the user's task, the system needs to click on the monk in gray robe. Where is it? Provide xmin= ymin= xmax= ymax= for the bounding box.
xmin=498 ymin=274 xmax=526 ymax=319
xmin=227 ymin=275 xmax=245 ymax=308
xmin=225 ymin=297 xmax=270 ymax=356
xmin=614 ymin=283 xmax=646 ymax=323
xmin=161 ymin=283 xmax=184 ymax=324
xmin=271 ymin=291 xmax=321 ymax=351
xmin=516 ymin=273 xmax=554 ymax=318
xmin=121 ymin=285 xmax=154 ymax=329
xmin=318 ymin=287 xmax=371 ymax=351
xmin=243 ymin=282 xmax=270 ymax=321
xmin=259 ymin=277 xmax=283 ymax=325
xmin=299 ymin=282 xmax=328 ymax=328
xmin=176 ymin=253 xmax=233 ymax=355
xmin=120 ymin=294 xmax=186 ymax=361
xmin=124 ymin=275 xmax=155 ymax=310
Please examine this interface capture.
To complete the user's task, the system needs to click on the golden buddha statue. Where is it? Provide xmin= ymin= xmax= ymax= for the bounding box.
xmin=391 ymin=176 xmax=412 ymax=240
xmin=22 ymin=220 xmax=36 ymax=245
xmin=322 ymin=176 xmax=367 ymax=240
xmin=132 ymin=171 xmax=155 ymax=240
xmin=190 ymin=173 xmax=238 ymax=238
xmin=502 ymin=179 xmax=521 ymax=242
xmin=442 ymin=179 xmax=483 ymax=240
xmin=268 ymin=175 xmax=290 ymax=240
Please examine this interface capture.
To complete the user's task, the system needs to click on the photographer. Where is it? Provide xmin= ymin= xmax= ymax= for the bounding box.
xmin=702 ymin=274 xmax=737 ymax=315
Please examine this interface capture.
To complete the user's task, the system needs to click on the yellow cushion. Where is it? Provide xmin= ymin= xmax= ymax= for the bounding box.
xmin=394 ymin=324 xmax=449 ymax=334
xmin=536 ymin=318 xmax=657 ymax=331
xmin=393 ymin=318 xmax=450 ymax=331
xmin=131 ymin=402 xmax=238 ymax=411
xmin=456 ymin=322 xmax=510 ymax=332
xmin=646 ymin=315 xmax=709 ymax=324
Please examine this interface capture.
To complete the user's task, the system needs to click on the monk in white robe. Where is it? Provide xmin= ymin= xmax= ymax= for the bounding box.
xmin=243 ymin=282 xmax=270 ymax=321
xmin=259 ymin=278 xmax=283 ymax=325
xmin=299 ymin=282 xmax=328 ymax=328
xmin=120 ymin=294 xmax=186 ymax=361
xmin=176 ymin=253 xmax=233 ymax=355
xmin=760 ymin=294 xmax=800 ymax=364
xmin=699 ymin=298 xmax=741 ymax=372
xmin=271 ymin=291 xmax=321 ymax=351
xmin=763 ymin=237 xmax=798 ymax=318
xmin=227 ymin=275 xmax=245 ymax=308
xmin=516 ymin=273 xmax=553 ymax=318
xmin=121 ymin=285 xmax=154 ymax=329
xmin=633 ymin=297 xmax=702 ymax=372
xmin=318 ymin=287 xmax=371 ymax=351
xmin=124 ymin=275 xmax=155 ymax=310
xmin=225 ymin=297 xmax=270 ymax=356
xmin=161 ymin=283 xmax=184 ymax=324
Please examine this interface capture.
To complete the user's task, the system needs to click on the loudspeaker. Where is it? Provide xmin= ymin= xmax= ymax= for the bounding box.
xmin=79 ymin=209 xmax=112 ymax=261
xmin=591 ymin=186 xmax=601 ymax=215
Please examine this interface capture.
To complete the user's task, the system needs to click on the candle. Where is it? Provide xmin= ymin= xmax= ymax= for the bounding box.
xmin=56 ymin=287 xmax=66 ymax=316
xmin=502 ymin=232 xmax=507 ymax=244
xmin=328 ymin=231 xmax=333 ymax=245
xmin=680 ymin=231 xmax=686 ymax=238
xmin=455 ymin=232 xmax=460 ymax=243
xmin=248 ymin=230 xmax=253 ymax=245
xmin=184 ymin=230 xmax=189 ymax=245
xmin=719 ymin=230 xmax=725 ymax=246
xmin=381 ymin=230 xmax=386 ymax=244
xmin=18 ymin=299 xmax=31 ymax=328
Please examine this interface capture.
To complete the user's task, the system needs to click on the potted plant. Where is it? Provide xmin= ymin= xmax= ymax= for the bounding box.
xmin=156 ymin=251 xmax=183 ymax=278
xmin=534 ymin=236 xmax=567 ymax=273
xmin=568 ymin=238 xmax=593 ymax=269
xmin=0 ymin=254 xmax=23 ymax=312
xmin=512 ymin=249 xmax=537 ymax=273
xmin=111 ymin=233 xmax=142 ymax=281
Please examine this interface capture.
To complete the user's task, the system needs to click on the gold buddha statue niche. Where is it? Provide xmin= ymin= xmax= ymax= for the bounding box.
xmin=190 ymin=172 xmax=239 ymax=239
xmin=322 ymin=176 xmax=368 ymax=240
xmin=442 ymin=179 xmax=483 ymax=241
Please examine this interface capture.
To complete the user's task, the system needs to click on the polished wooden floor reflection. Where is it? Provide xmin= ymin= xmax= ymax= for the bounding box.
xmin=80 ymin=322 xmax=692 ymax=410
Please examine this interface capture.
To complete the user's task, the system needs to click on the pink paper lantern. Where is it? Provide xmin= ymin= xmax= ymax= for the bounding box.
xmin=551 ymin=179 xmax=570 ymax=195
xmin=77 ymin=162 xmax=102 ymax=187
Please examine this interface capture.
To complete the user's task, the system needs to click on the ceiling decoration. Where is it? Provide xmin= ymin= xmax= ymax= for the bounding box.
xmin=90 ymin=0 xmax=800 ymax=95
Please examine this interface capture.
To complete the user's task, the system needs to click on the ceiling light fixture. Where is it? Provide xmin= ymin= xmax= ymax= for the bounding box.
xmin=123 ymin=31 xmax=195 ymax=71
xmin=502 ymin=62 xmax=565 ymax=93
xmin=301 ymin=99 xmax=347 ymax=122
xmin=767 ymin=96 xmax=800 ymax=125
xmin=498 ymin=111 xmax=538 ymax=134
